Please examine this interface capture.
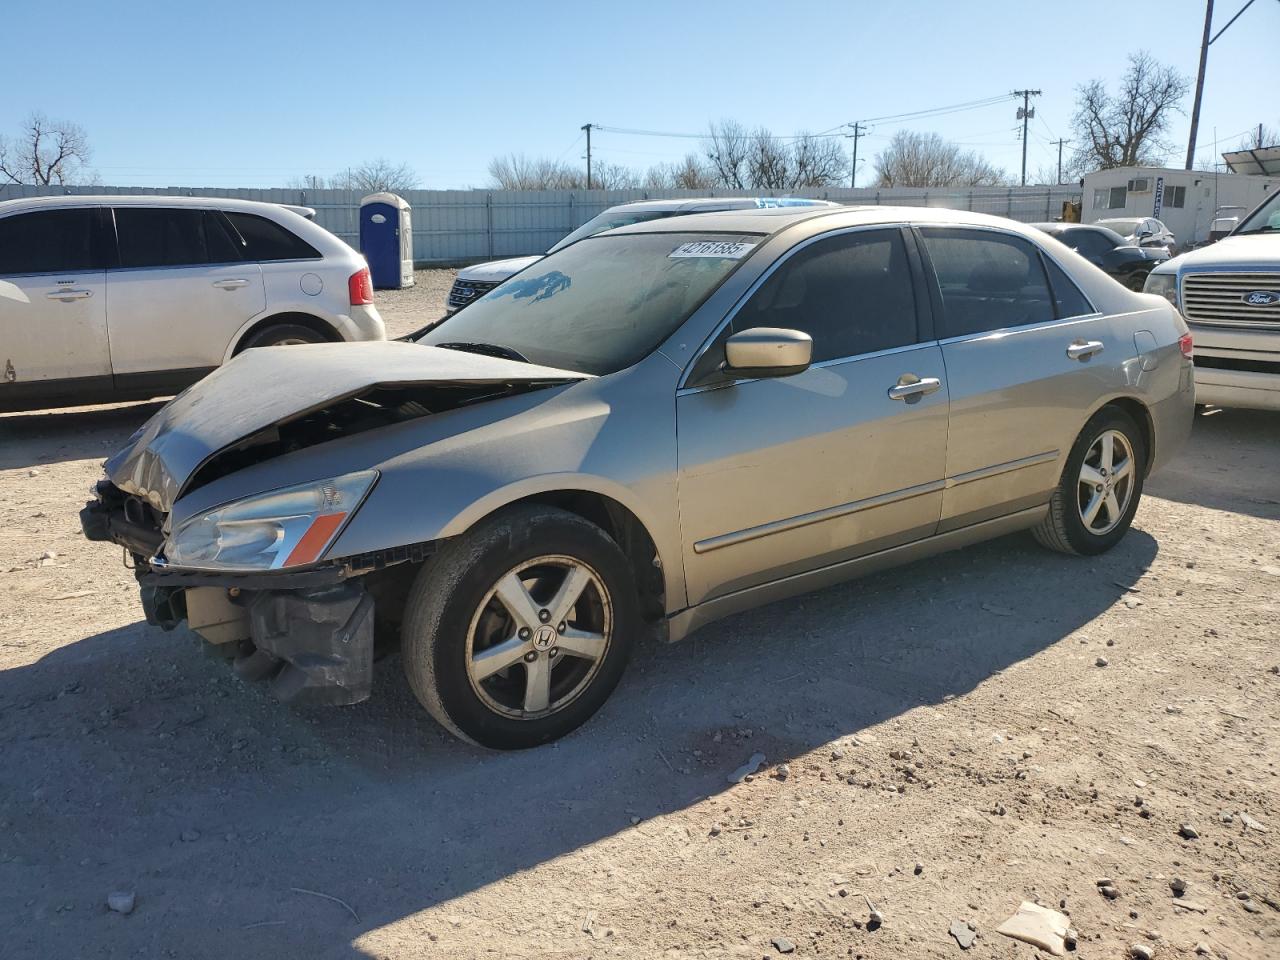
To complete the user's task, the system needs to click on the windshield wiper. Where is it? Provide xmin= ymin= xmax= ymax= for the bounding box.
xmin=435 ymin=341 xmax=531 ymax=363
xmin=1234 ymin=225 xmax=1278 ymax=235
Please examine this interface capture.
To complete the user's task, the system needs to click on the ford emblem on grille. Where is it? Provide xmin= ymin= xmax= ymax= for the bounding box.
xmin=1242 ymin=290 xmax=1280 ymax=306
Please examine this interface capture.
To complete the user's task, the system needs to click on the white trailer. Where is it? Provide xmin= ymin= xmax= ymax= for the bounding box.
xmin=1082 ymin=165 xmax=1279 ymax=246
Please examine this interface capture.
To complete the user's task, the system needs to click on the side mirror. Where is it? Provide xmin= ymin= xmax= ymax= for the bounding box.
xmin=724 ymin=327 xmax=812 ymax=379
xmin=1136 ymin=228 xmax=1154 ymax=240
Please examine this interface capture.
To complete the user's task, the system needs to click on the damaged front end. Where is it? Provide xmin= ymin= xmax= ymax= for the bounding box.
xmin=82 ymin=478 xmax=433 ymax=706
xmin=79 ymin=342 xmax=588 ymax=707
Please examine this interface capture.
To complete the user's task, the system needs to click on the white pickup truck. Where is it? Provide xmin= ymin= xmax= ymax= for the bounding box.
xmin=1144 ymin=190 xmax=1280 ymax=411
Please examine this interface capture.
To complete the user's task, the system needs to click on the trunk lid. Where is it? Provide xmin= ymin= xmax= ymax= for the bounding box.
xmin=106 ymin=341 xmax=587 ymax=512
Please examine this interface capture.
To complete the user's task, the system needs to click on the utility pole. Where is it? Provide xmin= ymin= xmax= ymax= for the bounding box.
xmin=1186 ymin=0 xmax=1261 ymax=169
xmin=847 ymin=122 xmax=867 ymax=189
xmin=1186 ymin=0 xmax=1215 ymax=169
xmin=1013 ymin=89 xmax=1041 ymax=186
xmin=581 ymin=123 xmax=594 ymax=189
xmin=1257 ymin=123 xmax=1266 ymax=149
xmin=1052 ymin=139 xmax=1068 ymax=184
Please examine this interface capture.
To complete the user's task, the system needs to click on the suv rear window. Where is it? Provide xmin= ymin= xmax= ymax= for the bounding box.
xmin=0 ymin=208 xmax=107 ymax=275
xmin=223 ymin=212 xmax=320 ymax=261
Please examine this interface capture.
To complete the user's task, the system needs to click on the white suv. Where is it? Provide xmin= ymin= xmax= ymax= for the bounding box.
xmin=0 ymin=195 xmax=385 ymax=412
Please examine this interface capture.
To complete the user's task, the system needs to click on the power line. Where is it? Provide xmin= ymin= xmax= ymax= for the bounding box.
xmin=593 ymin=92 xmax=1023 ymax=145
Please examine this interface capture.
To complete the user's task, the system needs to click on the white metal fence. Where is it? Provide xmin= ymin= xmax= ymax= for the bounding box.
xmin=1 ymin=183 xmax=1082 ymax=265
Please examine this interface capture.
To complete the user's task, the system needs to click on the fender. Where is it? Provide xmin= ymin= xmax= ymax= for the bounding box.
xmin=221 ymin=305 xmax=348 ymax=361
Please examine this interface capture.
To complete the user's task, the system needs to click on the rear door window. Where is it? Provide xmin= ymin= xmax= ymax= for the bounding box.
xmin=919 ymin=228 xmax=1056 ymax=338
xmin=222 ymin=212 xmax=320 ymax=261
xmin=114 ymin=208 xmax=213 ymax=268
xmin=0 ymin=208 xmax=106 ymax=275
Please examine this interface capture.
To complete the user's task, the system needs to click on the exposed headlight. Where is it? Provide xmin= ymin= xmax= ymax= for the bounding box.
xmin=163 ymin=471 xmax=377 ymax=571
xmin=1143 ymin=272 xmax=1179 ymax=310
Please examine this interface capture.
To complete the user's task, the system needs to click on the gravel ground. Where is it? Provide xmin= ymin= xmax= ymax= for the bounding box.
xmin=375 ymin=269 xmax=457 ymax=339
xmin=0 ymin=285 xmax=1277 ymax=958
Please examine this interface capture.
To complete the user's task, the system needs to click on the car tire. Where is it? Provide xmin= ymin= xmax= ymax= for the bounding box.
xmin=1032 ymin=406 xmax=1147 ymax=556
xmin=401 ymin=504 xmax=639 ymax=749
xmin=240 ymin=323 xmax=328 ymax=350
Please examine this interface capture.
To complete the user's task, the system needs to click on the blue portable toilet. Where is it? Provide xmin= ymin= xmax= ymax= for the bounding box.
xmin=359 ymin=193 xmax=414 ymax=289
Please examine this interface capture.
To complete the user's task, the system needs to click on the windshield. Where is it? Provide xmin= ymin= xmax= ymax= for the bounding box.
xmin=1235 ymin=191 xmax=1280 ymax=235
xmin=419 ymin=232 xmax=759 ymax=375
xmin=1100 ymin=219 xmax=1141 ymax=237
xmin=548 ymin=210 xmax=677 ymax=253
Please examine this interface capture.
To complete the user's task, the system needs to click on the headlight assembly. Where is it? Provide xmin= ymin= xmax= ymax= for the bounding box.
xmin=163 ymin=471 xmax=377 ymax=571
xmin=1143 ymin=272 xmax=1179 ymax=310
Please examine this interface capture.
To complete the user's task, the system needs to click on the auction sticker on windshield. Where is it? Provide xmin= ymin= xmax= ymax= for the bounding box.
xmin=669 ymin=240 xmax=757 ymax=259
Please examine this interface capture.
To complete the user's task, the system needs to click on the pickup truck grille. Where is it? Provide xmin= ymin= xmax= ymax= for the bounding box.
xmin=447 ymin=278 xmax=500 ymax=310
xmin=1182 ymin=272 xmax=1280 ymax=329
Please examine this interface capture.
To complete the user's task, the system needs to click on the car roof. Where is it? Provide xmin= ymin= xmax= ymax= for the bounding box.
xmin=602 ymin=196 xmax=840 ymax=215
xmin=607 ymin=204 xmax=1049 ymax=238
xmin=0 ymin=194 xmax=310 ymax=217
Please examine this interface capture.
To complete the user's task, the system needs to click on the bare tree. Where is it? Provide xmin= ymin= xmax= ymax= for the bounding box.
xmin=1070 ymin=52 xmax=1189 ymax=171
xmin=791 ymin=133 xmax=849 ymax=187
xmin=703 ymin=120 xmax=751 ymax=189
xmin=873 ymin=131 xmax=1009 ymax=187
xmin=642 ymin=154 xmax=717 ymax=190
xmin=0 ymin=112 xmax=95 ymax=185
xmin=487 ymin=154 xmax=584 ymax=189
xmin=331 ymin=158 xmax=419 ymax=193
xmin=1235 ymin=123 xmax=1279 ymax=151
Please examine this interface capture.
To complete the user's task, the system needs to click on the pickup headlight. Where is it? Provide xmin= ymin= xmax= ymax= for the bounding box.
xmin=163 ymin=471 xmax=377 ymax=571
xmin=1143 ymin=272 xmax=1179 ymax=310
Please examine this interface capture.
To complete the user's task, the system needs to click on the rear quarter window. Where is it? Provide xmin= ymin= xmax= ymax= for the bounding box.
xmin=223 ymin=212 xmax=321 ymax=262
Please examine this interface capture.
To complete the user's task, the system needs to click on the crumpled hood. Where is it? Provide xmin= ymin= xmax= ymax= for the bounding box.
xmin=456 ymin=255 xmax=543 ymax=283
xmin=105 ymin=341 xmax=587 ymax=512
xmin=1171 ymin=233 xmax=1280 ymax=270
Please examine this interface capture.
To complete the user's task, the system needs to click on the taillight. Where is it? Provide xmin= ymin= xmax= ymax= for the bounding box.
xmin=1179 ymin=332 xmax=1193 ymax=358
xmin=348 ymin=267 xmax=374 ymax=305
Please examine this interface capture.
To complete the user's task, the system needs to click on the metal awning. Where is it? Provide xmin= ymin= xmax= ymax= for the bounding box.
xmin=1222 ymin=146 xmax=1280 ymax=176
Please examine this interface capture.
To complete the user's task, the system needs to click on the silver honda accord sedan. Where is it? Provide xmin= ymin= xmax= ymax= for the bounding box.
xmin=82 ymin=205 xmax=1195 ymax=748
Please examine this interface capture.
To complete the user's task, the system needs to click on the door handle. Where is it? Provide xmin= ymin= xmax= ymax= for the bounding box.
xmin=46 ymin=289 xmax=93 ymax=301
xmin=212 ymin=278 xmax=249 ymax=290
xmin=887 ymin=375 xmax=942 ymax=402
xmin=1067 ymin=339 xmax=1105 ymax=361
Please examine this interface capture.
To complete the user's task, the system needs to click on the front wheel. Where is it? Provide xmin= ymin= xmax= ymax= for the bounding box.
xmin=1032 ymin=406 xmax=1146 ymax=555
xmin=401 ymin=505 xmax=639 ymax=749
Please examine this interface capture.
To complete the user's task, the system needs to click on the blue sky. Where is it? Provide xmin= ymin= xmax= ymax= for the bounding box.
xmin=2 ymin=0 xmax=1277 ymax=188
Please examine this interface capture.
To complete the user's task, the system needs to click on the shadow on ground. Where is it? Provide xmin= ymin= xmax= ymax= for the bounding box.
xmin=0 ymin=402 xmax=164 ymax=470
xmin=0 ymin=528 xmax=1158 ymax=958
xmin=1146 ymin=406 xmax=1280 ymax=522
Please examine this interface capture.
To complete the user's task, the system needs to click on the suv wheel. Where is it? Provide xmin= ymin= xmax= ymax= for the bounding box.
xmin=1033 ymin=406 xmax=1146 ymax=556
xmin=401 ymin=505 xmax=638 ymax=749
xmin=240 ymin=323 xmax=327 ymax=349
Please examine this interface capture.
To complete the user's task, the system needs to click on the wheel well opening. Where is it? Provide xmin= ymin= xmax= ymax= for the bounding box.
xmin=1104 ymin=397 xmax=1155 ymax=475
xmin=233 ymin=313 xmax=340 ymax=355
xmin=517 ymin=491 xmax=666 ymax=621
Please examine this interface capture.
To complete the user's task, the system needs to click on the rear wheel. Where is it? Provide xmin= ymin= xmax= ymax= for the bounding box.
xmin=240 ymin=323 xmax=327 ymax=350
xmin=1032 ymin=407 xmax=1146 ymax=555
xmin=401 ymin=505 xmax=639 ymax=749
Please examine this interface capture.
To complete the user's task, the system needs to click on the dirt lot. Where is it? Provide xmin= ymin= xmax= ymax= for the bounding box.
xmin=0 ymin=271 xmax=1277 ymax=959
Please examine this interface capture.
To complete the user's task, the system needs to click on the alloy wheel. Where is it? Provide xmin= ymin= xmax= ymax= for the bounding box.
xmin=1076 ymin=429 xmax=1136 ymax=535
xmin=464 ymin=555 xmax=612 ymax=719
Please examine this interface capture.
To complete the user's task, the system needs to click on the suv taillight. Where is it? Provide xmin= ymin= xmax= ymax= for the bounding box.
xmin=1179 ymin=332 xmax=1193 ymax=358
xmin=348 ymin=267 xmax=374 ymax=306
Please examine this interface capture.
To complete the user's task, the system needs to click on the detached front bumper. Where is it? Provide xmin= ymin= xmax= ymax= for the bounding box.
xmin=80 ymin=489 xmax=375 ymax=706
